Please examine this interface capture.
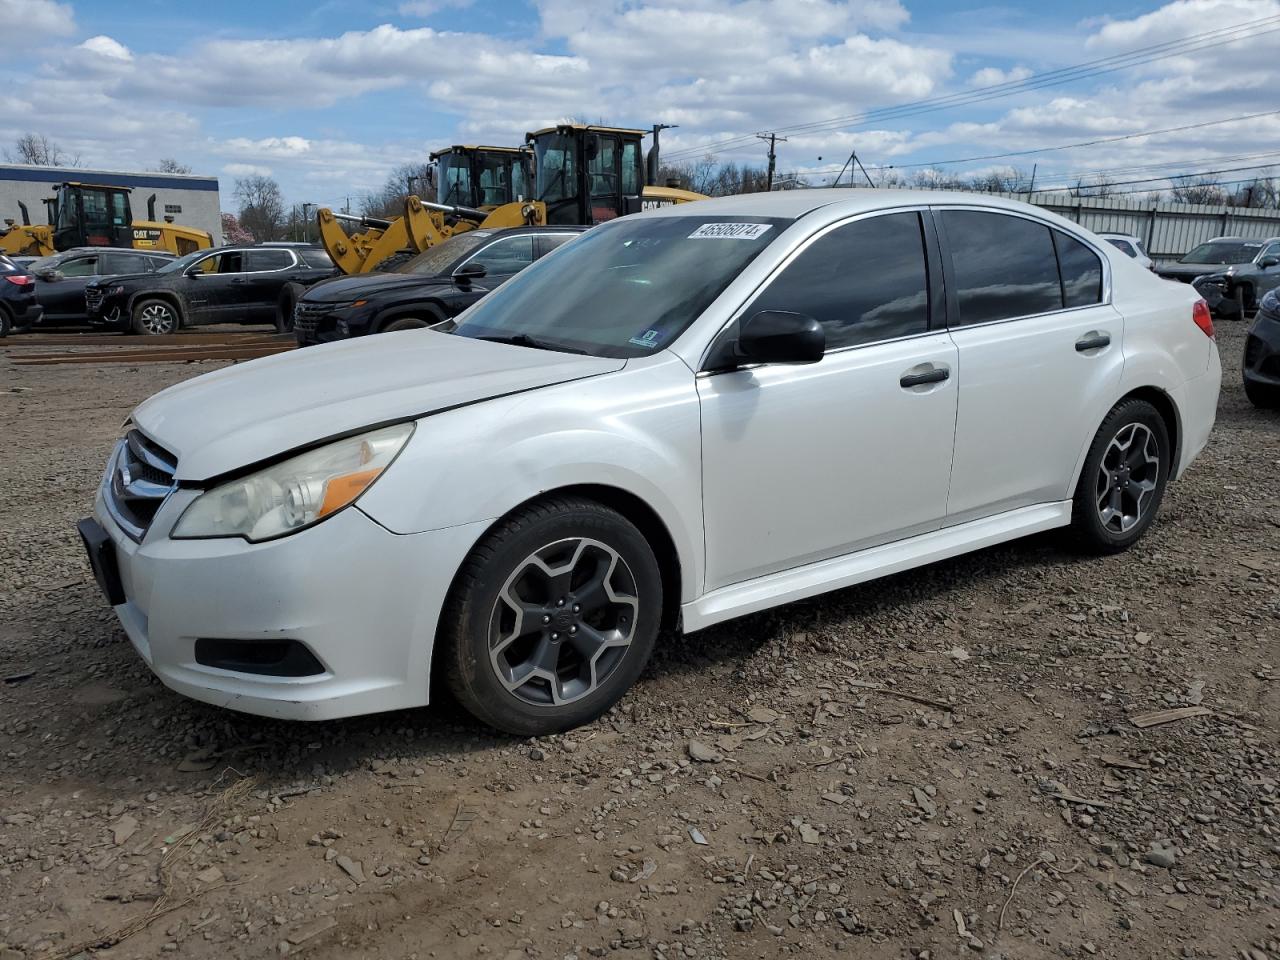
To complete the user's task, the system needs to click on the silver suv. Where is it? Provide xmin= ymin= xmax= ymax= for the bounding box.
xmin=1157 ymin=235 xmax=1280 ymax=317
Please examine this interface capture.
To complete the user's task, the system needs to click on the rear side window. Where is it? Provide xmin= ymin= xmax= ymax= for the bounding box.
xmin=941 ymin=211 xmax=1061 ymax=325
xmin=750 ymin=211 xmax=930 ymax=350
xmin=465 ymin=235 xmax=535 ymax=276
xmin=1104 ymin=237 xmax=1135 ymax=258
xmin=248 ymin=249 xmax=294 ymax=271
xmin=298 ymin=248 xmax=333 ymax=269
xmin=1054 ymin=231 xmax=1103 ymax=308
xmin=538 ymin=233 xmax=579 ymax=257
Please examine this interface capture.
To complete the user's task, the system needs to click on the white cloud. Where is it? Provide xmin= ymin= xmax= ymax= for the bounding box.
xmin=223 ymin=163 xmax=274 ymax=177
xmin=1 ymin=0 xmax=73 ymax=38
xmin=969 ymin=65 xmax=1032 ymax=87
xmin=398 ymin=0 xmax=475 ymax=14
xmin=78 ymin=36 xmax=133 ymax=61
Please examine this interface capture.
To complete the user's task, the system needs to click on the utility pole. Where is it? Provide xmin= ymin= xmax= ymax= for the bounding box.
xmin=649 ymin=123 xmax=677 ymax=186
xmin=757 ymin=132 xmax=788 ymax=191
xmin=1026 ymin=163 xmax=1037 ymax=199
xmin=302 ymin=203 xmax=315 ymax=244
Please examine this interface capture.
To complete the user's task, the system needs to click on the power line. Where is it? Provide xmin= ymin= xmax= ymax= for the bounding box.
xmin=662 ymin=14 xmax=1280 ymax=162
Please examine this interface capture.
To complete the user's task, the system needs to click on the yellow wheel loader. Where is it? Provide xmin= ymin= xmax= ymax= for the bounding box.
xmin=317 ymin=127 xmax=706 ymax=274
xmin=0 ymin=182 xmax=212 ymax=257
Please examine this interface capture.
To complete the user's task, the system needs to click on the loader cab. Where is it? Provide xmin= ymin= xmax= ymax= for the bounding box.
xmin=527 ymin=125 xmax=647 ymax=225
xmin=52 ymin=183 xmax=134 ymax=250
xmin=431 ymin=146 xmax=533 ymax=211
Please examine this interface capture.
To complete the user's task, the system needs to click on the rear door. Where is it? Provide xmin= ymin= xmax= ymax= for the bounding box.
xmin=937 ymin=207 xmax=1122 ymax=524
xmin=38 ymin=254 xmax=98 ymax=321
xmin=242 ymin=248 xmax=298 ymax=320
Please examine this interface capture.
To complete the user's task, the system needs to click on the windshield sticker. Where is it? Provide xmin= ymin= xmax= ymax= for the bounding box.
xmin=628 ymin=329 xmax=662 ymax=349
xmin=688 ymin=222 xmax=773 ymax=241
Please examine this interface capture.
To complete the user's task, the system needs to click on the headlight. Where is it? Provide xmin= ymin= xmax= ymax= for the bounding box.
xmin=171 ymin=423 xmax=414 ymax=542
xmin=106 ymin=284 xmax=125 ymax=295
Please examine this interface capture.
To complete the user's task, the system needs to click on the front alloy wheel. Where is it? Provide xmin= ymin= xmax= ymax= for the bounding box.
xmin=133 ymin=300 xmax=178 ymax=335
xmin=441 ymin=497 xmax=662 ymax=736
xmin=490 ymin=538 xmax=639 ymax=707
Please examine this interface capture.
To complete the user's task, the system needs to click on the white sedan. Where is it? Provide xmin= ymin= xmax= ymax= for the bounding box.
xmin=80 ymin=190 xmax=1221 ymax=735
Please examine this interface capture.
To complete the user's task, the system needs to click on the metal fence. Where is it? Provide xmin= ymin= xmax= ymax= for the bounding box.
xmin=1000 ymin=191 xmax=1280 ymax=266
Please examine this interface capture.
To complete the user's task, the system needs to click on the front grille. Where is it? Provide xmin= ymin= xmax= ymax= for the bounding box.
xmin=293 ymin=301 xmax=333 ymax=339
xmin=85 ymin=287 xmax=105 ymax=311
xmin=104 ymin=430 xmax=177 ymax=541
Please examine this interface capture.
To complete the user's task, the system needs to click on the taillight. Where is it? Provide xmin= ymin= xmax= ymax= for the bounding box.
xmin=4 ymin=274 xmax=33 ymax=287
xmin=1192 ymin=299 xmax=1214 ymax=339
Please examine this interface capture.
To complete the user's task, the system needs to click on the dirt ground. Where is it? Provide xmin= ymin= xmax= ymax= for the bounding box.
xmin=0 ymin=323 xmax=1276 ymax=960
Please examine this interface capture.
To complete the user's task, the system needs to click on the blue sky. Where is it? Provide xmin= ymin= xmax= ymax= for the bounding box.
xmin=1 ymin=0 xmax=1277 ymax=211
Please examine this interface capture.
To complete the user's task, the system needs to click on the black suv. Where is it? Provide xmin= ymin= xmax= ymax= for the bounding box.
xmin=29 ymin=247 xmax=174 ymax=326
xmin=293 ymin=226 xmax=586 ymax=346
xmin=85 ymin=244 xmax=338 ymax=335
xmin=0 ymin=254 xmax=41 ymax=336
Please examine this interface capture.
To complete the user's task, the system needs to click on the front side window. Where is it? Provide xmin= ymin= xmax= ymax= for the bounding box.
xmin=463 ymin=236 xmax=534 ymax=276
xmin=1261 ymin=242 xmax=1280 ymax=262
xmin=399 ymin=231 xmax=493 ymax=276
xmin=193 ymin=251 xmax=244 ymax=274
xmin=749 ymin=212 xmax=930 ymax=350
xmin=941 ymin=210 xmax=1061 ymax=325
xmin=1054 ymin=231 xmax=1104 ymax=308
xmin=452 ymin=215 xmax=788 ymax=358
xmin=58 ymin=256 xmax=98 ymax=278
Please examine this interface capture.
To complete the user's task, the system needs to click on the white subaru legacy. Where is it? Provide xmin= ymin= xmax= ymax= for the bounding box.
xmin=80 ymin=190 xmax=1221 ymax=735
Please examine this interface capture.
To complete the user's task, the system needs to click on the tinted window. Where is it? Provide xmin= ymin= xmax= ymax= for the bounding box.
xmin=1180 ymin=241 xmax=1261 ymax=265
xmin=248 ymin=249 xmax=294 ymax=271
xmin=58 ymin=256 xmax=98 ymax=278
xmin=538 ymin=233 xmax=580 ymax=257
xmin=464 ymin=236 xmax=534 ymax=276
xmin=102 ymin=252 xmax=150 ymax=274
xmin=298 ymin=248 xmax=333 ymax=269
xmin=1105 ymin=237 xmax=1136 ymax=258
xmin=194 ymin=251 xmax=244 ymax=274
xmin=146 ymin=256 xmax=173 ymax=271
xmin=1054 ymin=231 xmax=1103 ymax=307
xmin=750 ymin=212 xmax=929 ymax=349
xmin=942 ymin=211 xmax=1061 ymax=325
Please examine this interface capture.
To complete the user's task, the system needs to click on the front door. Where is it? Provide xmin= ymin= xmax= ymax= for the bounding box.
xmin=185 ymin=250 xmax=249 ymax=322
xmin=697 ymin=211 xmax=958 ymax=591
xmin=936 ymin=208 xmax=1124 ymax=523
xmin=37 ymin=253 xmax=98 ymax=321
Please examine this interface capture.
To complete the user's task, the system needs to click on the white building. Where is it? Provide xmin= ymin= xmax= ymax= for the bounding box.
xmin=0 ymin=164 xmax=221 ymax=243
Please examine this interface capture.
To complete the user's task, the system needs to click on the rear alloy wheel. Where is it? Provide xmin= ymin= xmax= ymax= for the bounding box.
xmin=441 ymin=497 xmax=662 ymax=736
xmin=1071 ymin=399 xmax=1169 ymax=553
xmin=132 ymin=299 xmax=178 ymax=336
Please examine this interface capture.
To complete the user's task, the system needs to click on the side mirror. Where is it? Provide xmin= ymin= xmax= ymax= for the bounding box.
xmin=707 ymin=310 xmax=825 ymax=371
xmin=36 ymin=269 xmax=61 ymax=282
xmin=453 ymin=261 xmax=487 ymax=283
xmin=1260 ymin=256 xmax=1280 ymax=269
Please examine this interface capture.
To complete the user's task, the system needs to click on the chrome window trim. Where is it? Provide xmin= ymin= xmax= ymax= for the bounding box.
xmin=697 ymin=206 xmax=936 ymax=371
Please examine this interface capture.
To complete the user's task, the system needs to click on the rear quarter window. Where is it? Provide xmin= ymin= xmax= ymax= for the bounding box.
xmin=298 ymin=249 xmax=334 ymax=269
xmin=1053 ymin=231 xmax=1104 ymax=308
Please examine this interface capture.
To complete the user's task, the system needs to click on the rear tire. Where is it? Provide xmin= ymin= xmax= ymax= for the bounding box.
xmin=275 ymin=283 xmax=302 ymax=333
xmin=439 ymin=497 xmax=662 ymax=736
xmin=1244 ymin=379 xmax=1280 ymax=409
xmin=132 ymin=299 xmax=179 ymax=336
xmin=1070 ymin=399 xmax=1170 ymax=553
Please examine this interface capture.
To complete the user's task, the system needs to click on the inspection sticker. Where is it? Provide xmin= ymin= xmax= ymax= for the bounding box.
xmin=688 ymin=222 xmax=773 ymax=240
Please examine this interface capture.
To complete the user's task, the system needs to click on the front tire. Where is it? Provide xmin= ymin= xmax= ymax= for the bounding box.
xmin=1070 ymin=399 xmax=1170 ymax=553
xmin=275 ymin=283 xmax=302 ymax=333
xmin=440 ymin=497 xmax=663 ymax=736
xmin=1244 ymin=379 xmax=1280 ymax=409
xmin=132 ymin=299 xmax=179 ymax=336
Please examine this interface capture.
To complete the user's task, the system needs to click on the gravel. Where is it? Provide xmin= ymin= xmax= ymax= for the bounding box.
xmin=0 ymin=322 xmax=1276 ymax=959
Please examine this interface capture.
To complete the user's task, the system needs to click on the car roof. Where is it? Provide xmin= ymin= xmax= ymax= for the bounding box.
xmin=1097 ymin=233 xmax=1141 ymax=241
xmin=52 ymin=246 xmax=175 ymax=257
xmin=631 ymin=187 xmax=1093 ymax=221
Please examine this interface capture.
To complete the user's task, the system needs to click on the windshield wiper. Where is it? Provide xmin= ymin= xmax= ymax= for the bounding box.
xmin=477 ymin=333 xmax=586 ymax=355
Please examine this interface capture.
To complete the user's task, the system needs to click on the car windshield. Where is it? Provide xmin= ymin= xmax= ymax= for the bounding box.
xmin=396 ymin=232 xmax=494 ymax=276
xmin=1180 ymin=241 xmax=1262 ymax=264
xmin=452 ymin=215 xmax=789 ymax=358
xmin=156 ymin=249 xmax=210 ymax=274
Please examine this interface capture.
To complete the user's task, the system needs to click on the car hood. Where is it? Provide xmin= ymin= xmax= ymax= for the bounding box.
xmin=1160 ymin=261 xmax=1251 ymax=277
xmin=304 ymin=273 xmax=451 ymax=303
xmin=131 ymin=331 xmax=625 ymax=482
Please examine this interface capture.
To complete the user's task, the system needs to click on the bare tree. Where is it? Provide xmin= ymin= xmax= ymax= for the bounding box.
xmin=152 ymin=158 xmax=192 ymax=174
xmin=361 ymin=162 xmax=435 ymax=219
xmin=234 ymin=175 xmax=286 ymax=242
xmin=5 ymin=133 xmax=80 ymax=167
xmin=1170 ymin=176 xmax=1228 ymax=206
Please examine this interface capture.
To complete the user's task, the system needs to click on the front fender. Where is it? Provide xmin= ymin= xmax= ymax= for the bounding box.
xmin=357 ymin=354 xmax=706 ymax=602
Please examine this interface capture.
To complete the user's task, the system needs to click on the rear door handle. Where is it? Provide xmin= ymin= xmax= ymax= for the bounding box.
xmin=1075 ymin=332 xmax=1111 ymax=352
xmin=900 ymin=367 xmax=950 ymax=388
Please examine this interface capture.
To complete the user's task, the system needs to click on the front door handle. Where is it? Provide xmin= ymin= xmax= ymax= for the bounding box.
xmin=900 ymin=367 xmax=950 ymax=388
xmin=1075 ymin=332 xmax=1111 ymax=352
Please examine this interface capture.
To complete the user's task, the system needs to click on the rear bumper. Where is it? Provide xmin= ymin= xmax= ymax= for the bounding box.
xmin=12 ymin=301 xmax=42 ymax=325
xmin=91 ymin=484 xmax=488 ymax=721
xmin=1172 ymin=345 xmax=1221 ymax=480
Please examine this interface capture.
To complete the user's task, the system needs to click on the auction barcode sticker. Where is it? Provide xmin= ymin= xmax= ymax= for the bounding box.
xmin=688 ymin=222 xmax=773 ymax=240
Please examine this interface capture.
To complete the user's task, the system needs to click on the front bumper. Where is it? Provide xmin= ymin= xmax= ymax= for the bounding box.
xmin=1244 ymin=311 xmax=1280 ymax=389
xmin=90 ymin=483 xmax=488 ymax=720
xmin=85 ymin=291 xmax=129 ymax=328
xmin=293 ymin=303 xmax=371 ymax=346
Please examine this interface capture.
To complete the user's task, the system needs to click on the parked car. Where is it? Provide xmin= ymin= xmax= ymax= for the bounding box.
xmin=1097 ymin=233 xmax=1153 ymax=271
xmin=0 ymin=254 xmax=41 ymax=335
xmin=294 ymin=226 xmax=587 ymax=345
xmin=1243 ymin=284 xmax=1280 ymax=408
xmin=26 ymin=247 xmax=174 ymax=327
xmin=84 ymin=244 xmax=337 ymax=335
xmin=79 ymin=190 xmax=1221 ymax=735
xmin=1157 ymin=235 xmax=1280 ymax=317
